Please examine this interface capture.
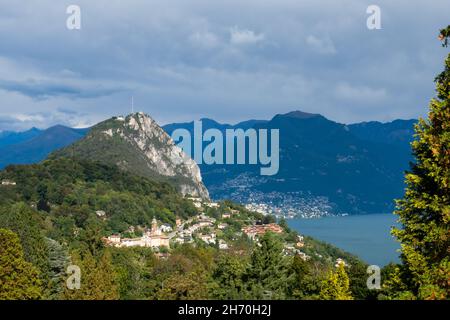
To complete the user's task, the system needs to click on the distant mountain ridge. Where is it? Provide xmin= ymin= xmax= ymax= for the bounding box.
xmin=163 ymin=117 xmax=267 ymax=134
xmin=163 ymin=111 xmax=417 ymax=215
xmin=0 ymin=127 xmax=42 ymax=148
xmin=0 ymin=111 xmax=416 ymax=214
xmin=0 ymin=126 xmax=88 ymax=169
xmin=348 ymin=119 xmax=417 ymax=146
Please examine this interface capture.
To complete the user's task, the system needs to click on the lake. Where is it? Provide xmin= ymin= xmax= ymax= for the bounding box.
xmin=287 ymin=213 xmax=401 ymax=266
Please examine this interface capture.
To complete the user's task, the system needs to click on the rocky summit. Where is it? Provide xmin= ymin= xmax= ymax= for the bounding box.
xmin=51 ymin=112 xmax=209 ymax=199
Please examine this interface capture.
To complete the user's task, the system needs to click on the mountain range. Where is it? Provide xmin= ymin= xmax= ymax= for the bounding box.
xmin=163 ymin=111 xmax=416 ymax=215
xmin=0 ymin=111 xmax=417 ymax=215
xmin=0 ymin=127 xmax=42 ymax=148
xmin=0 ymin=126 xmax=88 ymax=169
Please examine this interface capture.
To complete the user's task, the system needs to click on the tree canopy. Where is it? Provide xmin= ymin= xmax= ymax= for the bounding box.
xmin=390 ymin=25 xmax=450 ymax=300
xmin=0 ymin=228 xmax=43 ymax=300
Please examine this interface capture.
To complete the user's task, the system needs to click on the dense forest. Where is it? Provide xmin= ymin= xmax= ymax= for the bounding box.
xmin=0 ymin=157 xmax=376 ymax=300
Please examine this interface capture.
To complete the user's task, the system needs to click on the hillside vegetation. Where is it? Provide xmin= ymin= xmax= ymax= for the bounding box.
xmin=0 ymin=158 xmax=371 ymax=300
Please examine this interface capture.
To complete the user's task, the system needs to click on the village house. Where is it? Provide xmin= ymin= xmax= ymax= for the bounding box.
xmin=284 ymin=245 xmax=297 ymax=255
xmin=198 ymin=216 xmax=215 ymax=227
xmin=1 ymin=180 xmax=16 ymax=186
xmin=199 ymin=233 xmax=216 ymax=244
xmin=187 ymin=197 xmax=203 ymax=208
xmin=335 ymin=258 xmax=347 ymax=267
xmin=295 ymin=235 xmax=305 ymax=248
xmin=106 ymin=234 xmax=121 ymax=245
xmin=95 ymin=210 xmax=106 ymax=218
xmin=184 ymin=215 xmax=215 ymax=234
xmin=222 ymin=213 xmax=231 ymax=219
xmin=218 ymin=223 xmax=228 ymax=230
xmin=205 ymin=202 xmax=219 ymax=208
xmin=104 ymin=218 xmax=170 ymax=249
xmin=218 ymin=240 xmax=229 ymax=250
xmin=242 ymin=223 xmax=284 ymax=240
xmin=187 ymin=197 xmax=202 ymax=202
xmin=160 ymin=223 xmax=173 ymax=233
xmin=181 ymin=229 xmax=193 ymax=237
xmin=173 ymin=233 xmax=193 ymax=244
xmin=297 ymin=251 xmax=310 ymax=261
xmin=173 ymin=237 xmax=184 ymax=244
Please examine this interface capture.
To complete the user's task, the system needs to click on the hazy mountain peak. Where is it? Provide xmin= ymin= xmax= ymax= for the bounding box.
xmin=281 ymin=110 xmax=322 ymax=119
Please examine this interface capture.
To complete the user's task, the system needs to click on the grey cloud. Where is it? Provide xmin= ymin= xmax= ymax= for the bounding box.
xmin=0 ymin=0 xmax=449 ymax=129
xmin=230 ymin=27 xmax=265 ymax=45
xmin=306 ymin=35 xmax=337 ymax=55
xmin=57 ymin=107 xmax=79 ymax=115
xmin=0 ymin=79 xmax=124 ymax=100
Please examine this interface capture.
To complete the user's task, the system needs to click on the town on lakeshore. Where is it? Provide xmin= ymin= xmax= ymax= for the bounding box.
xmin=102 ymin=196 xmax=315 ymax=260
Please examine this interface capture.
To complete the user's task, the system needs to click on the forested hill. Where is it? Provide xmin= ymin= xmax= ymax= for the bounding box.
xmin=0 ymin=158 xmax=199 ymax=235
xmin=0 ymin=157 xmax=373 ymax=300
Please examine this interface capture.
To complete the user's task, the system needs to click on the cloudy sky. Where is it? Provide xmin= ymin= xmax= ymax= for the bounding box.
xmin=0 ymin=0 xmax=449 ymax=131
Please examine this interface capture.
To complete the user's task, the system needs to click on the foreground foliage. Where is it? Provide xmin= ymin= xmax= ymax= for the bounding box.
xmin=0 ymin=229 xmax=42 ymax=300
xmin=0 ymin=158 xmax=362 ymax=300
xmin=388 ymin=26 xmax=450 ymax=300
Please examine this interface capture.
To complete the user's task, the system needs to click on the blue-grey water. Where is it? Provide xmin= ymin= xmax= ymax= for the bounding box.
xmin=287 ymin=213 xmax=401 ymax=266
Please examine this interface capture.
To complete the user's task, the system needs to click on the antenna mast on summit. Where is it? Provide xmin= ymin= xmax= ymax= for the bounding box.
xmin=131 ymin=96 xmax=134 ymax=114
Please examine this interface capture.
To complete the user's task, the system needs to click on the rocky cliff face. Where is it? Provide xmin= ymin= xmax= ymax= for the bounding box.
xmin=52 ymin=112 xmax=209 ymax=199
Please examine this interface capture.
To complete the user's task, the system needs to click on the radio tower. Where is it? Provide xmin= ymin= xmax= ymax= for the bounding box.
xmin=131 ymin=95 xmax=134 ymax=114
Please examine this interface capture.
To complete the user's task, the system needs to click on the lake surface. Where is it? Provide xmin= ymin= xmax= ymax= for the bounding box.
xmin=287 ymin=213 xmax=401 ymax=266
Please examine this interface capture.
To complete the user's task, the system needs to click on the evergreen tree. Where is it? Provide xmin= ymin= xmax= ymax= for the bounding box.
xmin=319 ymin=263 xmax=353 ymax=300
xmin=288 ymin=254 xmax=318 ymax=299
xmin=210 ymin=254 xmax=246 ymax=299
xmin=78 ymin=214 xmax=106 ymax=256
xmin=63 ymin=249 xmax=119 ymax=300
xmin=155 ymin=270 xmax=210 ymax=300
xmin=110 ymin=247 xmax=153 ymax=300
xmin=245 ymin=232 xmax=290 ymax=299
xmin=45 ymin=238 xmax=70 ymax=299
xmin=0 ymin=203 xmax=49 ymax=276
xmin=0 ymin=229 xmax=43 ymax=300
xmin=391 ymin=26 xmax=450 ymax=300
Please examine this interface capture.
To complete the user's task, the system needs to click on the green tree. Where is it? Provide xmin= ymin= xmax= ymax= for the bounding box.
xmin=391 ymin=26 xmax=450 ymax=300
xmin=262 ymin=215 xmax=276 ymax=225
xmin=63 ymin=249 xmax=119 ymax=300
xmin=110 ymin=247 xmax=155 ymax=299
xmin=0 ymin=229 xmax=43 ymax=300
xmin=156 ymin=270 xmax=210 ymax=300
xmin=78 ymin=214 xmax=106 ymax=256
xmin=438 ymin=25 xmax=450 ymax=47
xmin=288 ymin=254 xmax=320 ymax=299
xmin=45 ymin=238 xmax=70 ymax=299
xmin=245 ymin=232 xmax=290 ymax=299
xmin=210 ymin=254 xmax=246 ymax=299
xmin=347 ymin=261 xmax=378 ymax=300
xmin=379 ymin=264 xmax=416 ymax=300
xmin=0 ymin=203 xmax=49 ymax=280
xmin=319 ymin=263 xmax=353 ymax=300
